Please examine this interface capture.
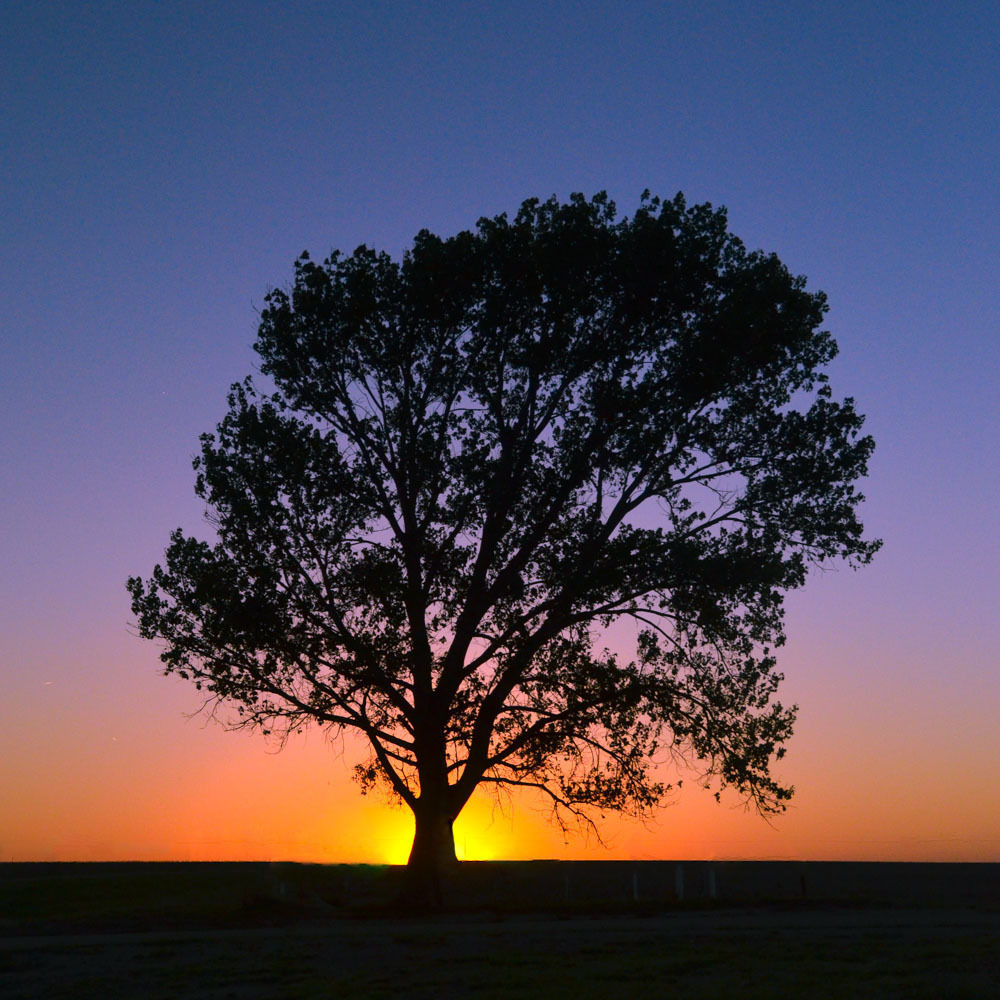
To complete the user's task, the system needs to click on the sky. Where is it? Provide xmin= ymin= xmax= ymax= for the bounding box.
xmin=2 ymin=0 xmax=998 ymax=864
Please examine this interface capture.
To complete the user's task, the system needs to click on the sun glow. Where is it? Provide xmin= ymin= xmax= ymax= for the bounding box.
xmin=454 ymin=805 xmax=506 ymax=861
xmin=365 ymin=793 xmax=517 ymax=865
xmin=372 ymin=812 xmax=414 ymax=865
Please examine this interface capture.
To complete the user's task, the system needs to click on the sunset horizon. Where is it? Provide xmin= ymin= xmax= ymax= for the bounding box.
xmin=3 ymin=2 xmax=998 ymax=873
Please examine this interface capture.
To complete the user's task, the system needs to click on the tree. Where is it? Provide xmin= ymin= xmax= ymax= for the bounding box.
xmin=128 ymin=192 xmax=878 ymax=889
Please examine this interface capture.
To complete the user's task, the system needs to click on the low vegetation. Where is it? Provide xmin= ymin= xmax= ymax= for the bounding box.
xmin=2 ymin=862 xmax=997 ymax=999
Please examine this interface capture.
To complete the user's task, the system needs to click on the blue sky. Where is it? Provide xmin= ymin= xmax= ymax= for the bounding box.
xmin=2 ymin=1 xmax=998 ymax=860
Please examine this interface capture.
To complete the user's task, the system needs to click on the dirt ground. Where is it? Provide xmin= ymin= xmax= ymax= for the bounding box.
xmin=3 ymin=863 xmax=998 ymax=998
xmin=3 ymin=905 xmax=999 ymax=1000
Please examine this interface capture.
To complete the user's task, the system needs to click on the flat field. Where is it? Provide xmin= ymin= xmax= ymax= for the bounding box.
xmin=2 ymin=862 xmax=998 ymax=999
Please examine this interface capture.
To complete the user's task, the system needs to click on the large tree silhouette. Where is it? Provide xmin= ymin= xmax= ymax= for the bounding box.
xmin=129 ymin=192 xmax=878 ymax=885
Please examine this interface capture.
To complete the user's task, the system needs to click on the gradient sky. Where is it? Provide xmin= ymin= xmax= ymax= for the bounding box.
xmin=2 ymin=1 xmax=998 ymax=864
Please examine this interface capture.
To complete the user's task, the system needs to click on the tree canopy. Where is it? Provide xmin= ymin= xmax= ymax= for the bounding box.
xmin=128 ymin=191 xmax=878 ymax=877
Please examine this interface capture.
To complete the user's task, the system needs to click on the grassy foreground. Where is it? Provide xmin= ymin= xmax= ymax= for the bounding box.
xmin=2 ymin=862 xmax=998 ymax=999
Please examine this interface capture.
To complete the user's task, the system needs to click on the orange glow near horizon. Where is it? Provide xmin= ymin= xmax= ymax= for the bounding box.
xmin=364 ymin=795 xmax=517 ymax=865
xmin=4 ymin=661 xmax=1000 ymax=865
xmin=5 ymin=709 xmax=1000 ymax=865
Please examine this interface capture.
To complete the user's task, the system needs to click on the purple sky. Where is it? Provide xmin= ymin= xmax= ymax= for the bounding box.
xmin=2 ymin=1 xmax=998 ymax=861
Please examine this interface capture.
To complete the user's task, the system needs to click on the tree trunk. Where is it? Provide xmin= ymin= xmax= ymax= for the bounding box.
xmin=403 ymin=804 xmax=457 ymax=908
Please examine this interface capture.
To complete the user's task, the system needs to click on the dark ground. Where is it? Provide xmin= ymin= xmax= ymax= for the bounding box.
xmin=2 ymin=862 xmax=998 ymax=999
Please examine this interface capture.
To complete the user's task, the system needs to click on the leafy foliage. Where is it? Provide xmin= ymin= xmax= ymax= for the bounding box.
xmin=129 ymin=192 xmax=878 ymax=845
